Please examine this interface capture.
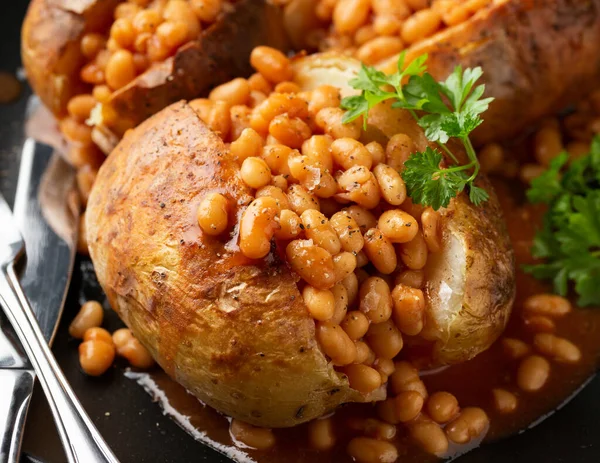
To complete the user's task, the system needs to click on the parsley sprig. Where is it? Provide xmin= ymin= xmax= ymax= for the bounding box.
xmin=525 ymin=136 xmax=600 ymax=306
xmin=341 ymin=53 xmax=493 ymax=210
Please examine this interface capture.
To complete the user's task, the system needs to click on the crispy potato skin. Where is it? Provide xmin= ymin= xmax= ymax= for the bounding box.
xmin=380 ymin=0 xmax=600 ymax=146
xmin=102 ymin=0 xmax=290 ymax=135
xmin=86 ymin=101 xmax=371 ymax=428
xmin=21 ymin=0 xmax=120 ymax=117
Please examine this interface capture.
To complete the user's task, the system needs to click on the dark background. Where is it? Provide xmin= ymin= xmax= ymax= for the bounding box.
xmin=0 ymin=1 xmax=599 ymax=462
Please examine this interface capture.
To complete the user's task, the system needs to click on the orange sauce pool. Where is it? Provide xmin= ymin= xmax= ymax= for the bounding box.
xmin=126 ymin=177 xmax=600 ymax=463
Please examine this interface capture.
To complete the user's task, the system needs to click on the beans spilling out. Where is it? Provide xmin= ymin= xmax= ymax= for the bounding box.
xmin=295 ymin=0 xmax=492 ymax=66
xmin=69 ymin=300 xmax=155 ymax=376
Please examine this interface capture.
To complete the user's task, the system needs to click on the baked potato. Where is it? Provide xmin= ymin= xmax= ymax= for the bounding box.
xmin=86 ymin=54 xmax=514 ymax=427
xmin=21 ymin=0 xmax=289 ymax=124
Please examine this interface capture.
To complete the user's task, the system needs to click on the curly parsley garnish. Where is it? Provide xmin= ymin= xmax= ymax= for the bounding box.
xmin=341 ymin=52 xmax=493 ymax=210
xmin=525 ymin=136 xmax=600 ymax=306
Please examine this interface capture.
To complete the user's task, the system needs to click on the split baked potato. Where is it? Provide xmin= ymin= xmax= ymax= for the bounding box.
xmin=86 ymin=54 xmax=514 ymax=427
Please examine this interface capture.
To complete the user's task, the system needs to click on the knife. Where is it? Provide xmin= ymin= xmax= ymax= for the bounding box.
xmin=0 ymin=138 xmax=78 ymax=462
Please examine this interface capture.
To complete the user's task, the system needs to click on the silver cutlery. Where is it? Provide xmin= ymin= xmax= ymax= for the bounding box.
xmin=0 ymin=190 xmax=119 ymax=463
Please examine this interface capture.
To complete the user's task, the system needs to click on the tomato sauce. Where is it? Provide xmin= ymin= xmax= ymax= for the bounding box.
xmin=126 ymin=177 xmax=600 ymax=462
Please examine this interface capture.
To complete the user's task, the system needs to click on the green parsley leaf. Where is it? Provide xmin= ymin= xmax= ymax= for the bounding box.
xmin=341 ymin=53 xmax=495 ymax=210
xmin=525 ymin=139 xmax=600 ymax=306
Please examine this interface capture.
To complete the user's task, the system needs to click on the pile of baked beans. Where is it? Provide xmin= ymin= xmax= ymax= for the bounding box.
xmin=301 ymin=0 xmax=492 ymax=65
xmin=70 ymin=300 xmax=155 ymax=376
xmin=61 ymin=0 xmax=230 ymax=241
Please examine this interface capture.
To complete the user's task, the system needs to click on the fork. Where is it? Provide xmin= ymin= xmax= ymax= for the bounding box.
xmin=0 ymin=193 xmax=119 ymax=463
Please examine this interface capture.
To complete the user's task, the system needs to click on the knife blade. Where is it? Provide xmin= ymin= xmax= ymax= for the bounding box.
xmin=0 ymin=138 xmax=78 ymax=463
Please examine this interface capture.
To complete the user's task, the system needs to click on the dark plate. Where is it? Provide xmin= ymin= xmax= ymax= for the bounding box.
xmin=1 ymin=2 xmax=599 ymax=462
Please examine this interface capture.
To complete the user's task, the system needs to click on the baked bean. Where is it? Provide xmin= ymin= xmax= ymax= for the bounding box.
xmin=373 ymin=357 xmax=395 ymax=382
xmin=302 ymin=135 xmax=334 ymax=172
xmin=230 ymin=420 xmax=275 ymax=450
xmin=445 ymin=407 xmax=489 ymax=444
xmin=385 ymin=133 xmax=415 ymax=170
xmin=274 ymin=81 xmax=301 ymax=94
xmin=241 ymin=157 xmax=272 ymax=189
xmin=301 ymin=209 xmax=342 ymax=254
xmin=92 ymin=85 xmax=112 ymax=104
xmin=356 ymin=37 xmax=404 ymax=66
xmin=394 ymin=269 xmax=424 ymax=288
xmin=287 ymin=184 xmax=320 ymax=215
xmin=378 ymin=210 xmax=418 ymax=243
xmin=317 ymin=321 xmax=357 ymax=365
xmin=355 ymin=341 xmax=373 ymax=364
xmin=373 ymin=164 xmax=406 ymax=206
xmin=366 ymin=320 xmax=403 ymax=359
xmin=349 ymin=418 xmax=396 ymax=440
xmin=356 ymin=250 xmax=369 ymax=267
xmin=197 ymin=192 xmax=229 ymax=236
xmin=256 ymin=185 xmax=290 ymax=210
xmin=303 ymin=286 xmax=336 ymax=321
xmin=398 ymin=231 xmax=428 ymax=270
xmin=400 ymin=196 xmax=425 ymax=219
xmin=391 ymin=284 xmax=425 ymax=336
xmin=240 ymin=197 xmax=280 ymax=259
xmin=333 ymin=252 xmax=357 ymax=282
xmin=79 ymin=340 xmax=115 ymax=376
xmin=190 ymin=0 xmax=222 ymax=23
xmin=517 ymin=355 xmax=550 ymax=392
xmin=80 ymin=63 xmax=105 ymax=85
xmin=69 ymin=301 xmax=103 ymax=339
xmin=118 ymin=335 xmax=154 ymax=369
xmin=389 ymin=361 xmax=419 ymax=394
xmin=372 ymin=16 xmax=400 ymax=37
xmin=189 ymin=98 xmax=213 ymax=122
xmin=261 ymin=144 xmax=293 ymax=176
xmin=520 ymin=163 xmax=546 ymax=184
xmin=229 ymin=104 xmax=252 ymax=140
xmin=344 ymin=205 xmax=377 ymax=233
xmin=207 ymin=101 xmax=231 ymax=139
xmin=524 ymin=315 xmax=556 ymax=333
xmin=479 ymin=143 xmax=504 ymax=174
xmin=330 ymin=212 xmax=365 ymax=253
xmin=346 ymin=437 xmax=398 ymax=463
xmin=492 ymin=388 xmax=518 ymax=414
xmin=247 ymin=74 xmax=272 ymax=97
xmin=209 ymin=78 xmax=250 ymax=106
xmin=110 ymin=17 xmax=135 ymax=49
xmin=333 ymin=0 xmax=370 ymax=34
xmin=395 ymin=390 xmax=424 ymax=422
xmin=112 ymin=328 xmax=133 ymax=350
xmin=252 ymin=93 xmax=309 ymax=133
xmin=427 ymin=391 xmax=460 ymax=424
xmin=275 ymin=209 xmax=302 ymax=240
xmin=365 ymin=141 xmax=385 ymax=166
xmin=157 ymin=20 xmax=190 ymax=50
xmin=341 ymin=311 xmax=370 ymax=340
xmin=83 ymin=327 xmax=113 ymax=345
xmin=359 ymin=277 xmax=393 ymax=323
xmin=421 ymin=207 xmax=442 ymax=253
xmin=401 ymin=8 xmax=442 ymax=44
xmin=372 ymin=0 xmax=410 ymax=18
xmin=60 ymin=117 xmax=93 ymax=144
xmin=105 ymin=50 xmax=136 ymax=90
xmin=250 ymin=46 xmax=292 ymax=84
xmin=307 ymin=85 xmax=341 ymax=117
xmin=164 ymin=1 xmax=201 ymax=39
xmin=523 ymin=294 xmax=571 ymax=318
xmin=533 ymin=333 xmax=582 ymax=364
xmin=67 ymin=94 xmax=96 ymax=122
xmin=331 ymin=138 xmax=373 ymax=170
xmin=364 ymin=228 xmax=397 ymax=274
xmin=315 ymin=107 xmax=362 ymax=140
xmin=409 ymin=418 xmax=449 ymax=455
xmin=80 ymin=33 xmax=105 ymax=59
xmin=287 ymin=240 xmax=336 ymax=289
xmin=501 ymin=338 xmax=530 ymax=360
xmin=344 ymin=364 xmax=382 ymax=394
xmin=269 ymin=114 xmax=312 ymax=148
xmin=342 ymin=273 xmax=358 ymax=307
xmin=308 ymin=418 xmax=335 ymax=451
xmin=534 ymin=126 xmax=563 ymax=166
xmin=271 ymin=174 xmax=288 ymax=191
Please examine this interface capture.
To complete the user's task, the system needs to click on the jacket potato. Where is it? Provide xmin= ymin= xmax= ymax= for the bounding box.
xmin=86 ymin=54 xmax=514 ymax=427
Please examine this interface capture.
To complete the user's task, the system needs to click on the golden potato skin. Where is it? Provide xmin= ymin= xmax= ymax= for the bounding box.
xmin=21 ymin=0 xmax=120 ymax=116
xmin=86 ymin=101 xmax=370 ymax=428
xmin=380 ymin=0 xmax=600 ymax=146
